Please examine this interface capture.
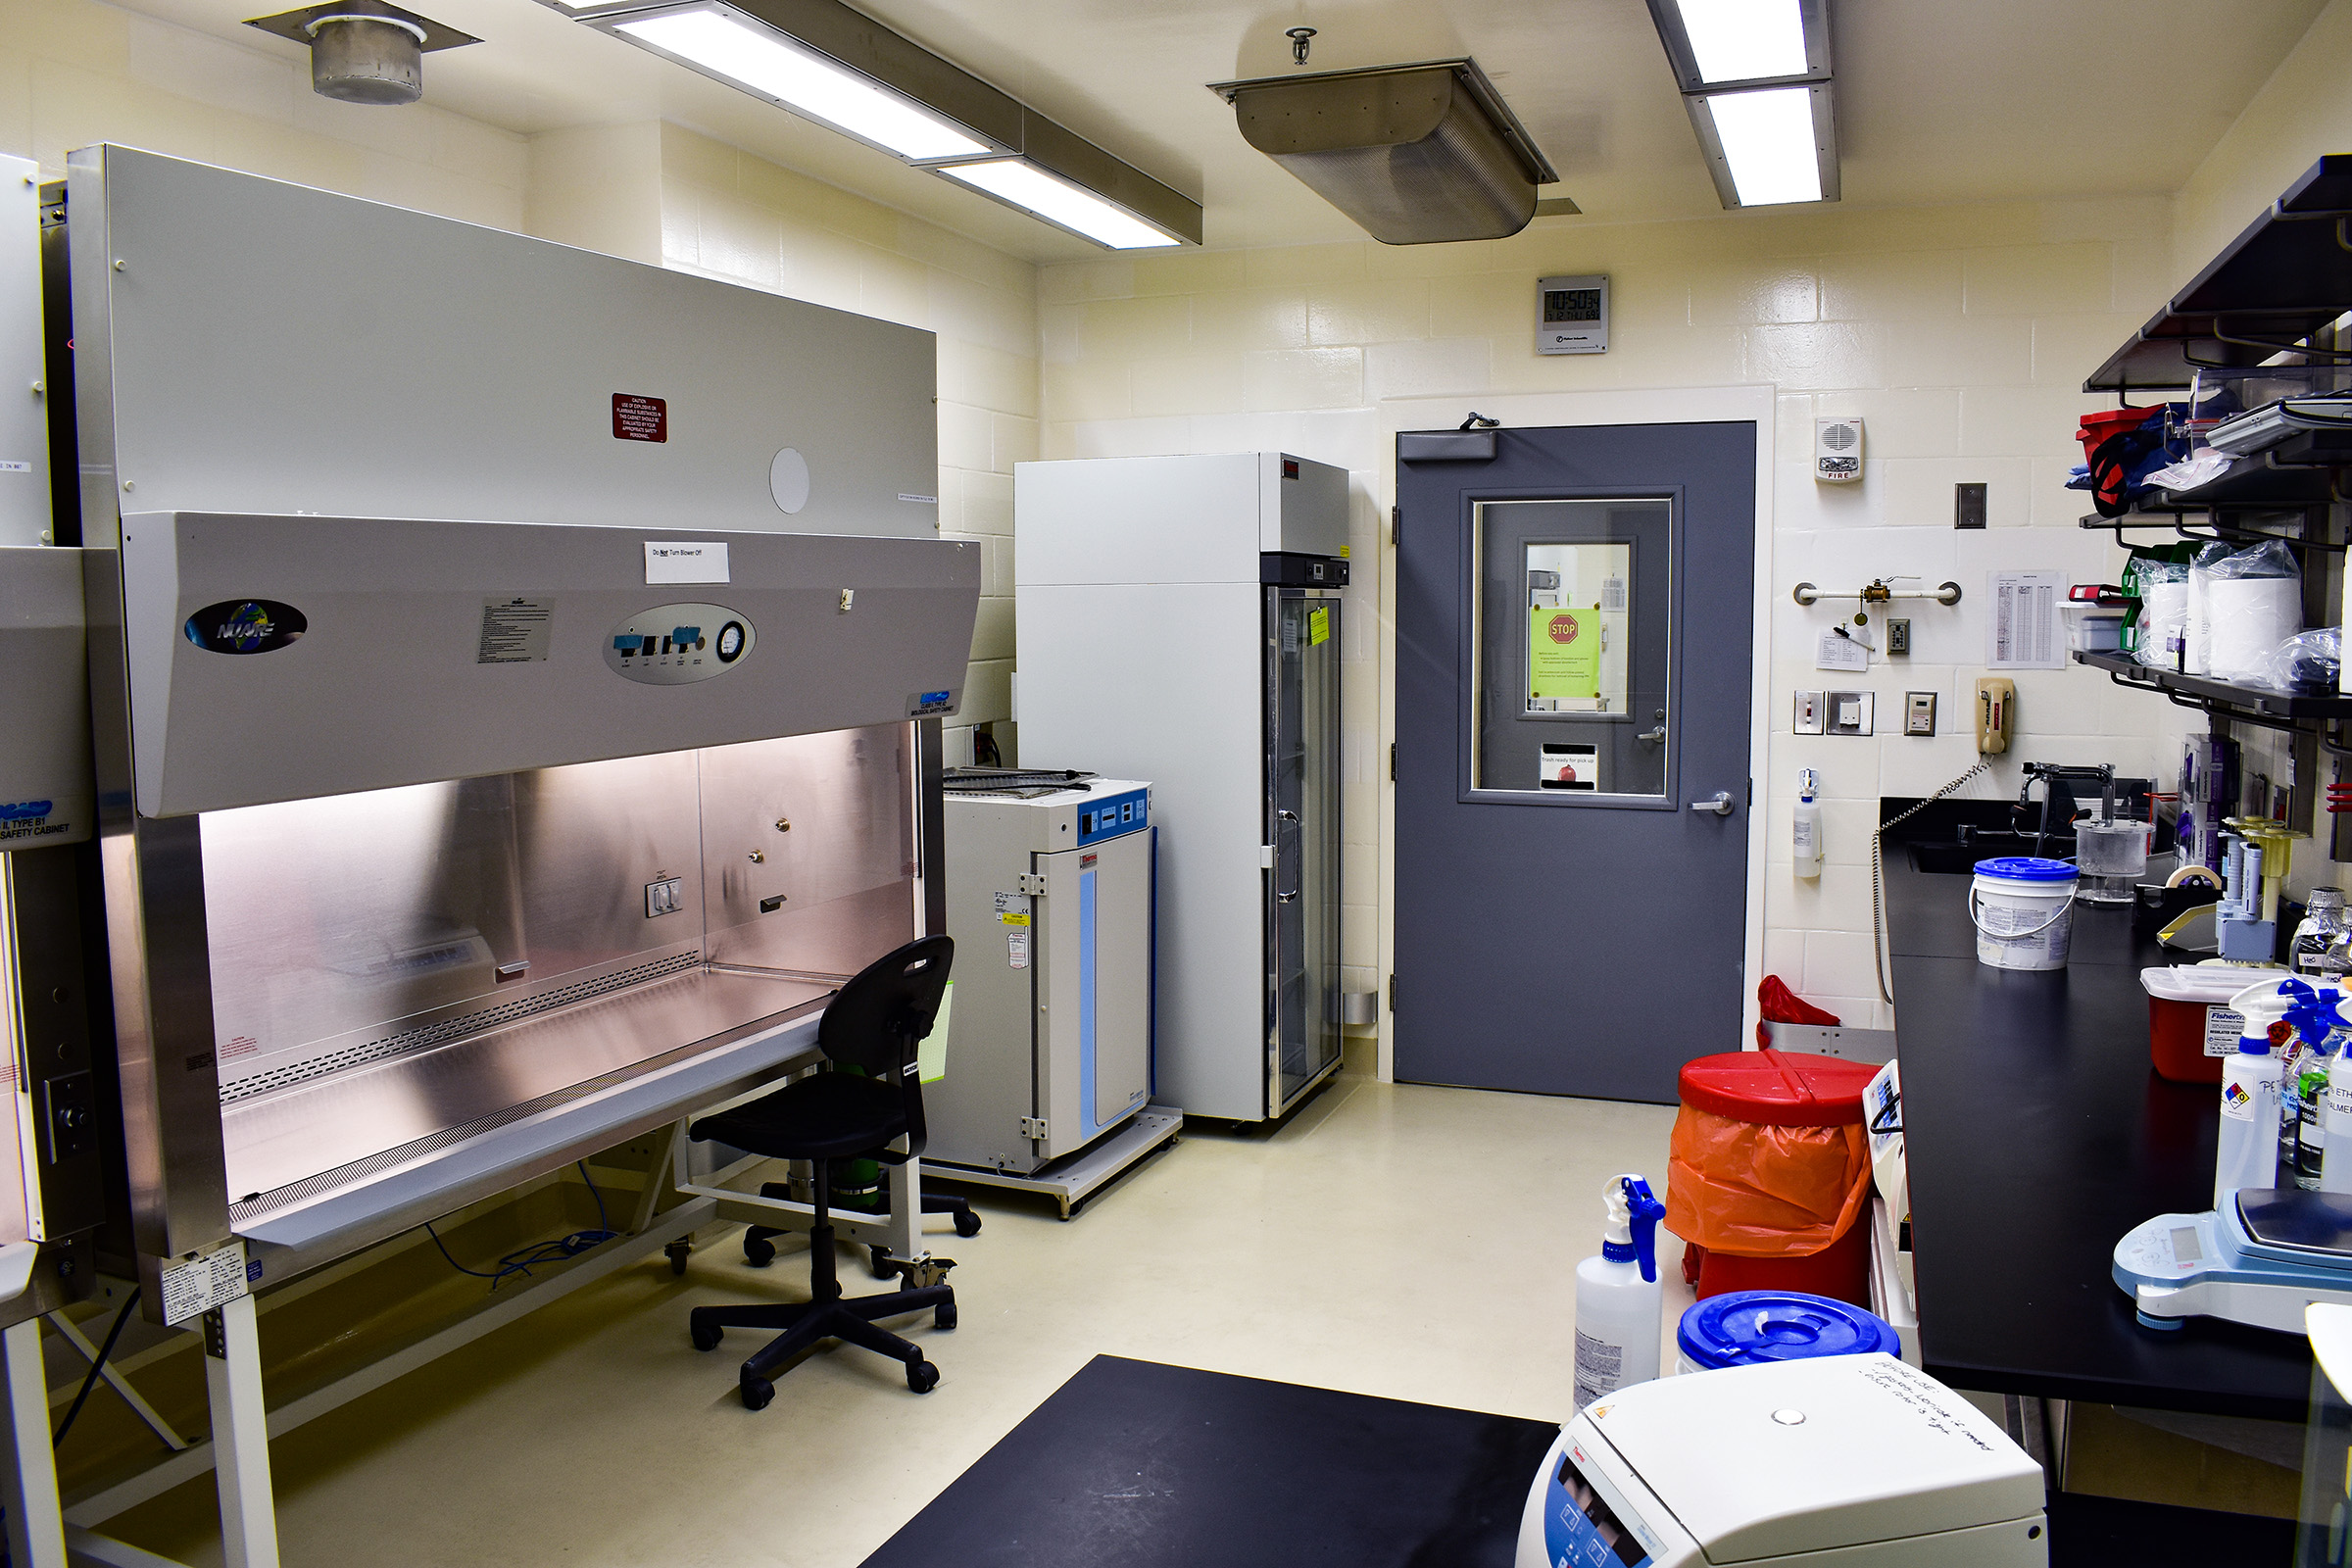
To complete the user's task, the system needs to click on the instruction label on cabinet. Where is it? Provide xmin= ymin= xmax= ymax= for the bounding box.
xmin=160 ymin=1242 xmax=250 ymax=1325
xmin=476 ymin=598 xmax=552 ymax=663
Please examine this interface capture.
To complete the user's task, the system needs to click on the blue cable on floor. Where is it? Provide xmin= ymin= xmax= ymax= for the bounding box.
xmin=424 ymin=1161 xmax=620 ymax=1293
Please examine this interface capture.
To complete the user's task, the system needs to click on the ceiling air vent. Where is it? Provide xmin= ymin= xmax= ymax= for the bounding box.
xmin=1208 ymin=59 xmax=1558 ymax=245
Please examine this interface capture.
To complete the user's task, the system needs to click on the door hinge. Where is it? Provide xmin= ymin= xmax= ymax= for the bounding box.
xmin=1389 ymin=741 xmax=1396 ymax=782
xmin=1017 ymin=872 xmax=1047 ymax=896
xmin=1020 ymin=1116 xmax=1048 ymax=1140
xmin=1387 ymin=972 xmax=1396 ymax=1011
xmin=1391 ymin=506 xmax=1400 ymax=546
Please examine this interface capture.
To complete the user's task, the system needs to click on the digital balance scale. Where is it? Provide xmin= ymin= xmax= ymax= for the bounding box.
xmin=1516 ymin=1353 xmax=2045 ymax=1567
xmin=2114 ymin=1187 xmax=2352 ymax=1333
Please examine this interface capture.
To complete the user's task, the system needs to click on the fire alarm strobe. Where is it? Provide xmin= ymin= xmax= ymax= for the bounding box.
xmin=1538 ymin=274 xmax=1608 ymax=355
xmin=1815 ymin=416 xmax=1864 ymax=483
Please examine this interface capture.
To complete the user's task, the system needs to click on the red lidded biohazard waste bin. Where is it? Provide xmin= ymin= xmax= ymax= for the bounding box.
xmin=1664 ymin=1049 xmax=1879 ymax=1306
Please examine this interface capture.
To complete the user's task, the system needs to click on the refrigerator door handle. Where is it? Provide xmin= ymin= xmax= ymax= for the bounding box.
xmin=1274 ymin=809 xmax=1300 ymax=904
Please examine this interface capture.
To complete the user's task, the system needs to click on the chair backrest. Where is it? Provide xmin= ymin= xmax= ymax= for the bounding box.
xmin=818 ymin=935 xmax=955 ymax=1079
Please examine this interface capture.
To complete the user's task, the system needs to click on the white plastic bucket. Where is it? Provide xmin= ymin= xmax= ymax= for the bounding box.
xmin=1969 ymin=857 xmax=2078 ymax=970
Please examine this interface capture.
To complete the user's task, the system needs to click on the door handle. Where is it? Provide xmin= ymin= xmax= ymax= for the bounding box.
xmin=1689 ymin=791 xmax=1736 ymax=817
xmin=1275 ymin=809 xmax=1300 ymax=903
xmin=1638 ymin=726 xmax=1665 ymax=745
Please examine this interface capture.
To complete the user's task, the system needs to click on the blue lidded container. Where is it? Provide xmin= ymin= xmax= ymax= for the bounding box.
xmin=1971 ymin=856 xmax=2079 ymax=882
xmin=1677 ymin=1290 xmax=1901 ymax=1374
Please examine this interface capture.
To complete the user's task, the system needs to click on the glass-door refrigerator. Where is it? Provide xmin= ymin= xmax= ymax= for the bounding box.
xmin=1015 ymin=453 xmax=1350 ymax=1122
xmin=1265 ymin=577 xmax=1345 ymax=1112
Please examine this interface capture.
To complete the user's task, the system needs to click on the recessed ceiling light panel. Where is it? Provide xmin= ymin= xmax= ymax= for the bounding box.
xmin=1686 ymin=84 xmax=1838 ymax=208
xmin=935 ymin=159 xmax=1181 ymax=249
xmin=571 ymin=0 xmax=1200 ymax=248
xmin=1645 ymin=0 xmax=1831 ymax=91
xmin=613 ymin=7 xmax=990 ymax=162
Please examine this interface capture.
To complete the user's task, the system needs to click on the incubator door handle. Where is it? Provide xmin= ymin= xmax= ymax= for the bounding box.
xmin=1275 ymin=809 xmax=1300 ymax=904
xmin=1689 ymin=791 xmax=1736 ymax=817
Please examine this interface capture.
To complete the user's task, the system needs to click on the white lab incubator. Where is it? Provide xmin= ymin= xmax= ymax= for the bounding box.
xmin=1516 ymin=1354 xmax=2046 ymax=1567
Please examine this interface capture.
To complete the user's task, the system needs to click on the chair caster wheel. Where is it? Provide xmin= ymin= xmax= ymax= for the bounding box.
xmin=870 ymin=1243 xmax=895 ymax=1279
xmin=744 ymin=1236 xmax=775 ymax=1268
xmin=740 ymin=1376 xmax=774 ymax=1410
xmin=691 ymin=1323 xmax=722 ymax=1352
xmin=665 ymin=1240 xmax=691 ymax=1276
xmin=954 ymin=1209 xmax=981 ymax=1238
xmin=935 ymin=1303 xmax=957 ymax=1331
xmin=906 ymin=1359 xmax=940 ymax=1394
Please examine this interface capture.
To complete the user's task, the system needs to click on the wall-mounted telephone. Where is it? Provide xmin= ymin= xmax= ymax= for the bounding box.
xmin=1976 ymin=676 xmax=2015 ymax=755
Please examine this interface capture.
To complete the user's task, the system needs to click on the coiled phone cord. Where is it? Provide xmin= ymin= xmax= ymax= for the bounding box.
xmin=1871 ymin=762 xmax=1992 ymax=1004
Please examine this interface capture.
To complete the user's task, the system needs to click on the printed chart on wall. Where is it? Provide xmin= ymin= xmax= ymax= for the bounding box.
xmin=1986 ymin=570 xmax=2065 ymax=669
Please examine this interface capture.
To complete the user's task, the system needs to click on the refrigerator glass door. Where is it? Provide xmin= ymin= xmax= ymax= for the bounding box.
xmin=1266 ymin=589 xmax=1344 ymax=1114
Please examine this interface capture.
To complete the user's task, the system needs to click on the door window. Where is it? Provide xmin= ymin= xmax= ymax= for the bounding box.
xmin=1472 ymin=499 xmax=1672 ymax=799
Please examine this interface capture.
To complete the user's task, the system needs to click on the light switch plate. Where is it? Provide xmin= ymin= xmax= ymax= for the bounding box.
xmin=1794 ymin=690 xmax=1825 ymax=735
xmin=1905 ymin=691 xmax=1937 ymax=736
xmin=1827 ymin=690 xmax=1874 ymax=736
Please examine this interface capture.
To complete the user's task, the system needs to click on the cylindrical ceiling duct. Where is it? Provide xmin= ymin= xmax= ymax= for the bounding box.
xmin=306 ymin=15 xmax=428 ymax=105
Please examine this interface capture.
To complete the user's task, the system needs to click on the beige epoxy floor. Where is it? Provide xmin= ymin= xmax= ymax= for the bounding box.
xmin=109 ymin=1072 xmax=1687 ymax=1567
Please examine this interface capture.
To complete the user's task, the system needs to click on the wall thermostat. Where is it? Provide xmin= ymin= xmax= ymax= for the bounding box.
xmin=1815 ymin=416 xmax=1864 ymax=482
xmin=1538 ymin=274 xmax=1608 ymax=355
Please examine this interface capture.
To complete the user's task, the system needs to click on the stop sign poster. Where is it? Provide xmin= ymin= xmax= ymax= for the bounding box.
xmin=1529 ymin=606 xmax=1600 ymax=697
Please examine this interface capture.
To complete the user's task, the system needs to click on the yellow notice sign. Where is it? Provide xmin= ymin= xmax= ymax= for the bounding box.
xmin=1308 ymin=607 xmax=1331 ymax=647
xmin=1530 ymin=607 xmax=1600 ymax=697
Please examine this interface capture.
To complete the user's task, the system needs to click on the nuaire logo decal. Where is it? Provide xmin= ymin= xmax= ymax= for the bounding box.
xmin=183 ymin=600 xmax=307 ymax=655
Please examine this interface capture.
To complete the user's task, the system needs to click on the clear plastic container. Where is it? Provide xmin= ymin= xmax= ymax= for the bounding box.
xmin=2073 ymin=817 xmax=2151 ymax=905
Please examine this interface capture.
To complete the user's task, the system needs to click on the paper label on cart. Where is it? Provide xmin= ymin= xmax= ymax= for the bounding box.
xmin=2205 ymin=1005 xmax=2245 ymax=1056
xmin=1007 ymin=930 xmax=1029 ymax=968
xmin=159 ymin=1243 xmax=249 ymax=1325
xmin=994 ymin=892 xmax=1031 ymax=926
xmin=643 ymin=541 xmax=728 ymax=584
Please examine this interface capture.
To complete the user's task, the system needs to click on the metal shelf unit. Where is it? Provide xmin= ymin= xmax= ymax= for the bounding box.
xmin=2085 ymin=154 xmax=2352 ymax=395
xmin=2075 ymin=649 xmax=2352 ymax=727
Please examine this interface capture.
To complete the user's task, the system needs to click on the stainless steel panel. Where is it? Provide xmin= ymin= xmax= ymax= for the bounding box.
xmin=2 ymin=847 xmax=106 ymax=1240
xmin=0 ymin=157 xmax=48 ymax=549
xmin=699 ymin=727 xmax=916 ymax=978
xmin=203 ymin=752 xmax=705 ymax=1100
xmin=119 ymin=512 xmax=977 ymax=817
xmin=66 ymin=145 xmax=940 ymax=544
xmin=222 ymin=967 xmax=827 ymax=1205
xmin=0 ymin=546 xmax=93 ymax=846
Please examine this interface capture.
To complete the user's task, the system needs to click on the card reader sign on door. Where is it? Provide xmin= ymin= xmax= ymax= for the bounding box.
xmin=1530 ymin=608 xmax=1600 ymax=697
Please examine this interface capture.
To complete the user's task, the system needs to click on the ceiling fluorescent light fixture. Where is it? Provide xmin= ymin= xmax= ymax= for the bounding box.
xmin=613 ymin=8 xmax=986 ymax=161
xmin=1645 ymin=0 xmax=1837 ymax=208
xmin=578 ymin=0 xmax=1201 ymax=247
xmin=937 ymin=159 xmax=1179 ymax=249
xmin=1693 ymin=86 xmax=1826 ymax=206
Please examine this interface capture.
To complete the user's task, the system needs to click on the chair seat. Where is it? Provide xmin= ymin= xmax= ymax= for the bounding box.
xmin=691 ymin=1072 xmax=907 ymax=1161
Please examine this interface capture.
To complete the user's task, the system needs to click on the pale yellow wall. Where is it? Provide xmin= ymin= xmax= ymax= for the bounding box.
xmin=2175 ymin=0 xmax=2352 ymax=289
xmin=0 ymin=0 xmax=525 ymax=224
xmin=660 ymin=124 xmax=1037 ymax=753
xmin=1037 ymin=201 xmax=2176 ymax=1030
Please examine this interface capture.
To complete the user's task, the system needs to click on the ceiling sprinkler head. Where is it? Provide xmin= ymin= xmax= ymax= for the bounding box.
xmin=1287 ymin=26 xmax=1316 ymax=65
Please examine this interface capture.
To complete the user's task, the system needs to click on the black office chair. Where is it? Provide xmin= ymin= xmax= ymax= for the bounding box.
xmin=687 ymin=936 xmax=957 ymax=1409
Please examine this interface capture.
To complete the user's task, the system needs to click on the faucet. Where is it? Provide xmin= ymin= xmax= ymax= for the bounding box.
xmin=2016 ymin=762 xmax=2115 ymax=858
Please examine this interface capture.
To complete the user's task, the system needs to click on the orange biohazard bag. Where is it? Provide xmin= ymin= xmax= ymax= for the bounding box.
xmin=1664 ymin=1107 xmax=1872 ymax=1257
xmin=1663 ymin=1050 xmax=1878 ymax=1259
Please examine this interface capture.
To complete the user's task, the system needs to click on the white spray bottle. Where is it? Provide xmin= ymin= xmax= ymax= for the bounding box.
xmin=1573 ymin=1174 xmax=1666 ymax=1411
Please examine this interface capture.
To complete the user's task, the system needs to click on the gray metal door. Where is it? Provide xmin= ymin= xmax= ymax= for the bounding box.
xmin=1394 ymin=422 xmax=1754 ymax=1102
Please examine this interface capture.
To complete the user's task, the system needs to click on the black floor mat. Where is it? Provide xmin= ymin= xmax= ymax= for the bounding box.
xmin=860 ymin=1355 xmax=1559 ymax=1568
